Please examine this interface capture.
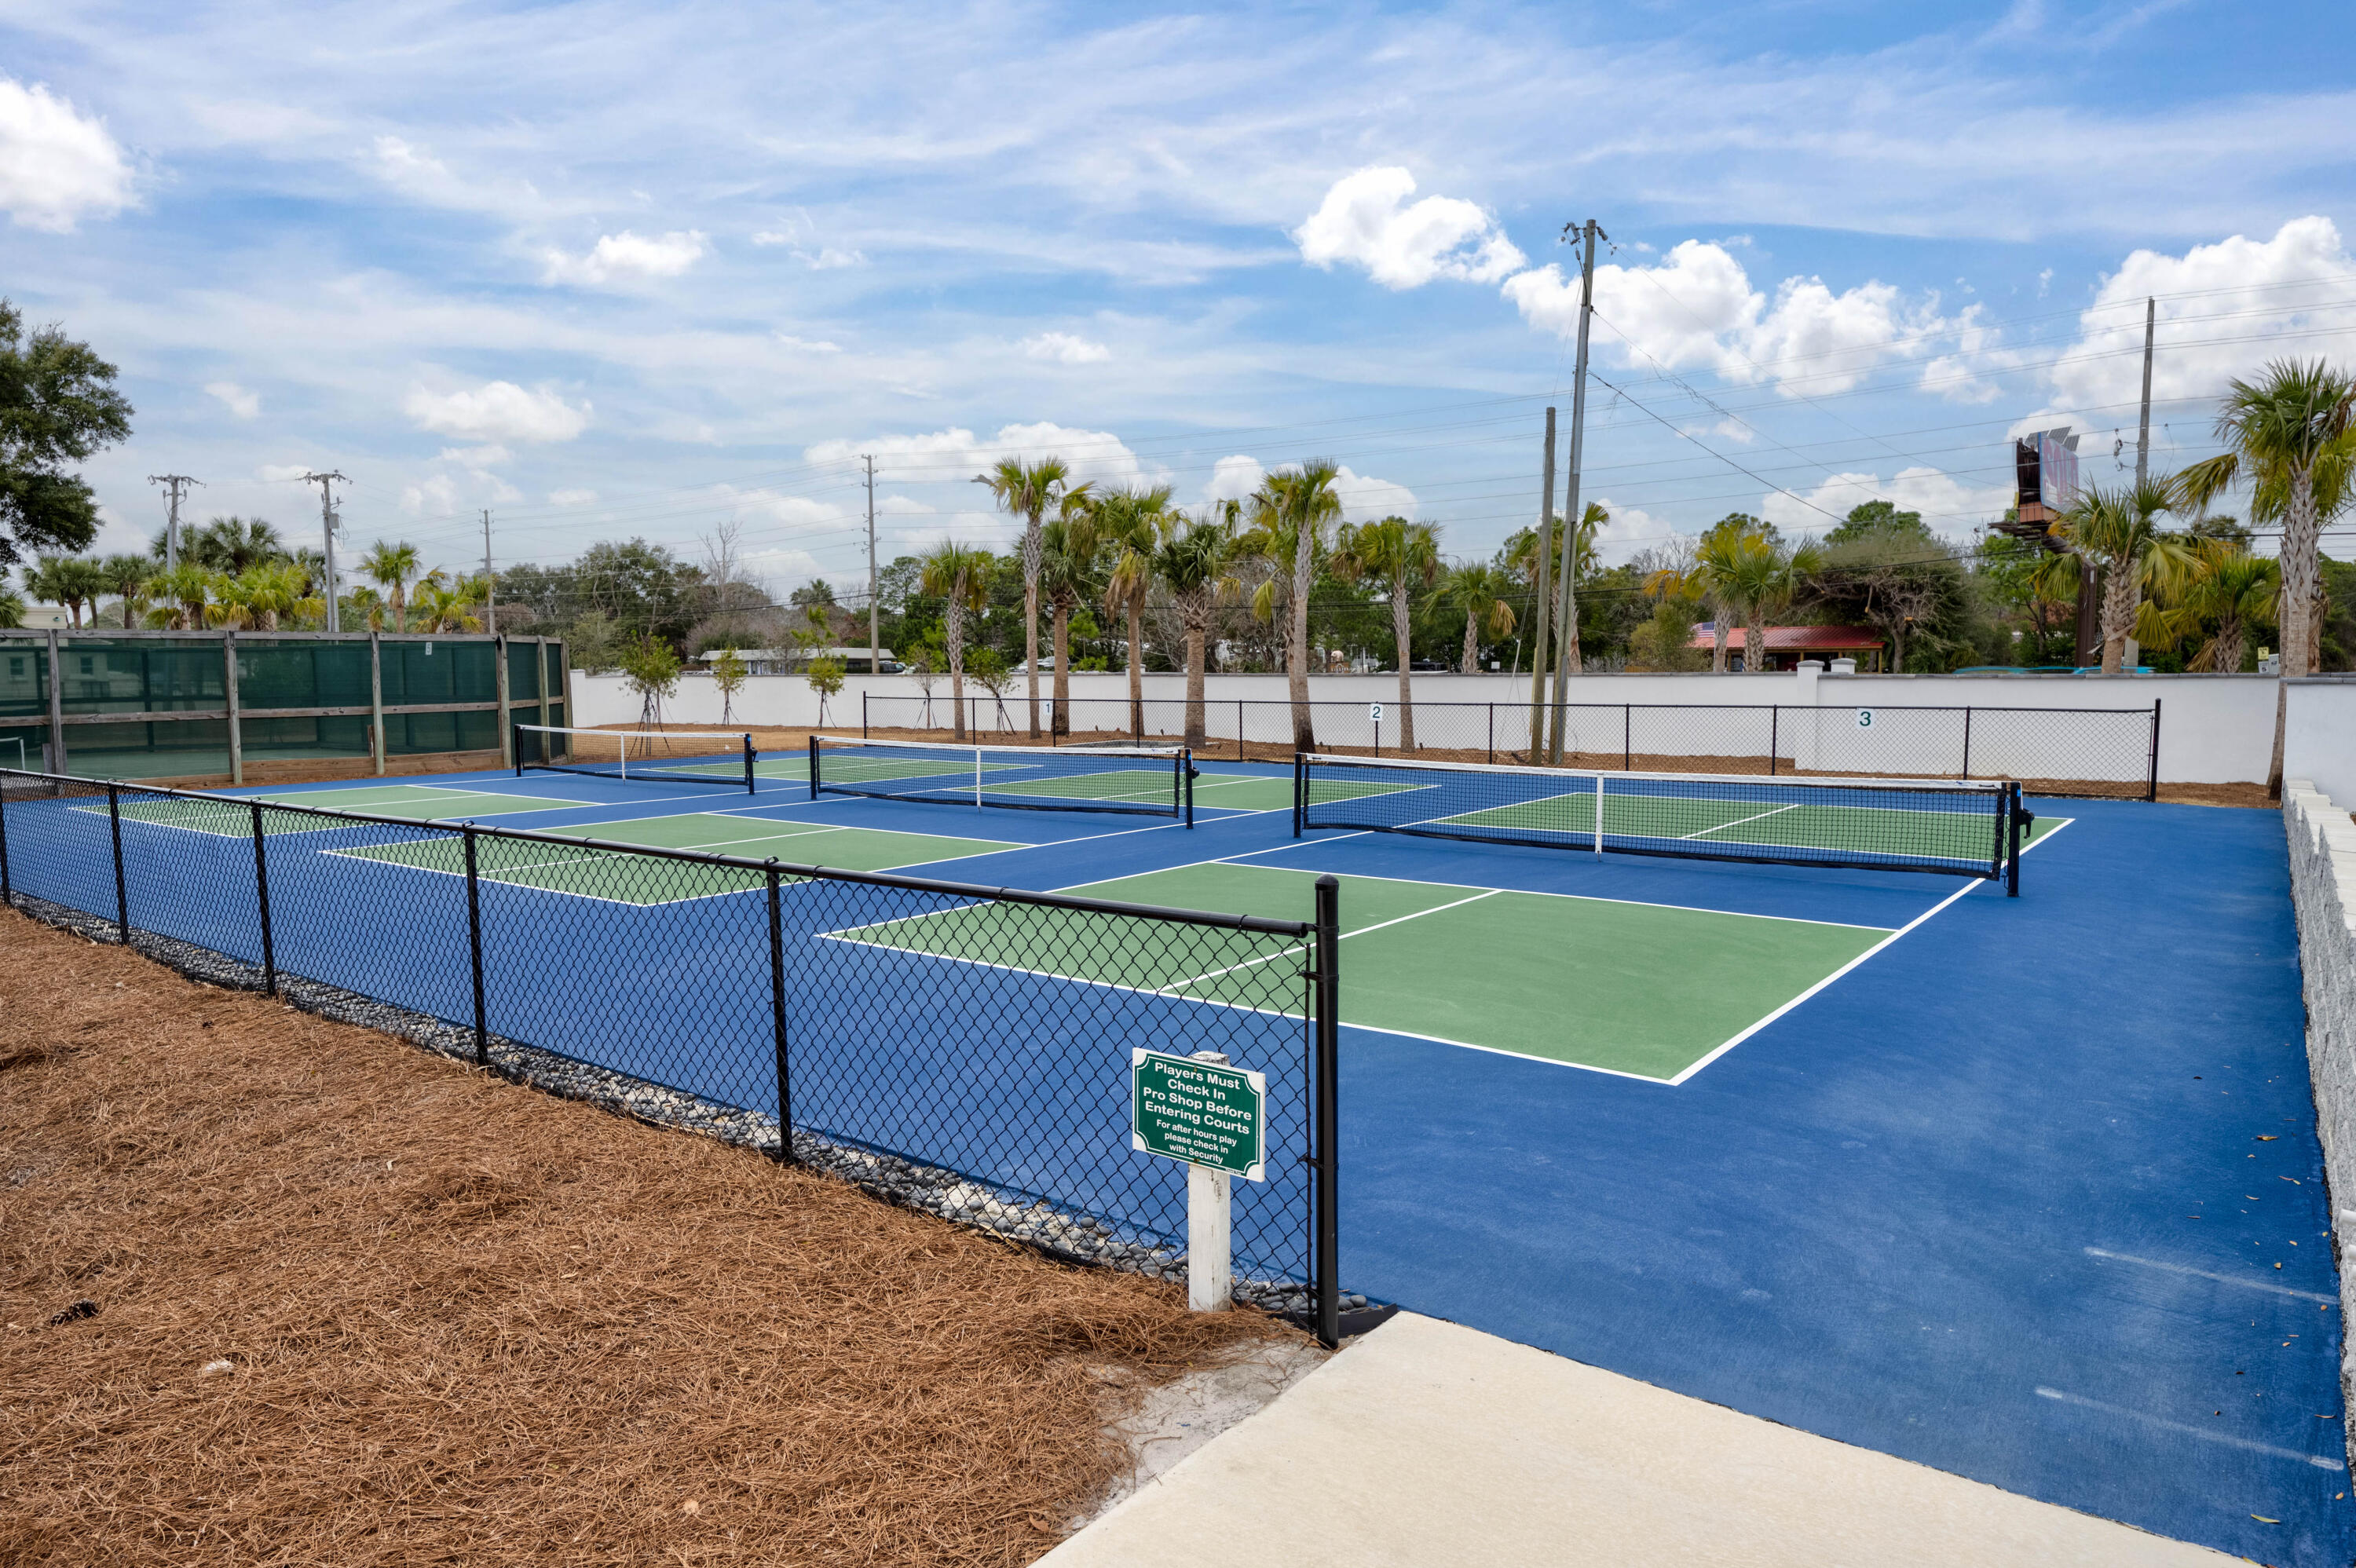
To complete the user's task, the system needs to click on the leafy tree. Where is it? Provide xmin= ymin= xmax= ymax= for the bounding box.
xmin=805 ymin=654 xmax=846 ymax=729
xmin=2320 ymin=556 xmax=2356 ymax=671
xmin=711 ymin=647 xmax=749 ymax=726
xmin=573 ymin=539 xmax=705 ymax=649
xmin=619 ymin=634 xmax=682 ymax=727
xmin=1823 ymin=499 xmax=1928 ymax=546
xmin=565 ymin=609 xmax=624 ymax=674
xmin=1334 ymin=516 xmax=1442 ymax=747
xmin=0 ymin=300 xmax=133 ymax=573
xmin=966 ymin=645 xmax=1015 ymax=732
xmin=976 ymin=455 xmax=1085 ymax=739
xmin=1974 ymin=526 xmax=2077 ymax=666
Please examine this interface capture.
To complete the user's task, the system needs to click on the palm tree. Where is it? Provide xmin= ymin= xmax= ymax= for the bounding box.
xmin=410 ymin=576 xmax=483 ymax=633
xmin=1333 ymin=516 xmax=1443 ymax=750
xmin=2175 ymin=360 xmax=2354 ymax=791
xmin=2137 ymin=538 xmax=2277 ymax=674
xmin=1152 ymin=510 xmax=1239 ymax=751
xmin=1247 ymin=461 xmax=1343 ymax=750
xmin=189 ymin=517 xmax=285 ymax=574
xmin=1692 ymin=517 xmax=1769 ymax=672
xmin=1714 ymin=535 xmax=1824 ymax=674
xmin=1040 ymin=491 xmax=1110 ymax=736
xmin=1094 ymin=488 xmax=1173 ymax=739
xmin=142 ymin=564 xmax=214 ymax=630
xmin=98 ymin=554 xmax=152 ymax=627
xmin=975 ymin=455 xmax=1085 ymax=740
xmin=360 ymin=540 xmax=425 ymax=633
xmin=2052 ymin=480 xmax=2190 ymax=674
xmin=0 ymin=585 xmax=24 ymax=630
xmin=1431 ymin=562 xmax=1516 ymax=675
xmin=25 ymin=556 xmax=106 ymax=627
xmin=235 ymin=561 xmax=324 ymax=630
xmin=918 ymin=540 xmax=994 ymax=743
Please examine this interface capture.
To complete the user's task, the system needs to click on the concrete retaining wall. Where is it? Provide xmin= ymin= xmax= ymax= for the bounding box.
xmin=2285 ymin=777 xmax=2356 ymax=1467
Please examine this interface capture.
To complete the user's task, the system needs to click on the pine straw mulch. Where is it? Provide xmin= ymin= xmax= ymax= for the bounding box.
xmin=0 ymin=911 xmax=1287 ymax=1566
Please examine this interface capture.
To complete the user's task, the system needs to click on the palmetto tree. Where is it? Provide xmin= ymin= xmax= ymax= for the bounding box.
xmin=1333 ymin=515 xmax=1442 ymax=750
xmin=975 ymin=455 xmax=1085 ymax=740
xmin=25 ymin=555 xmax=107 ymax=627
xmin=98 ymin=554 xmax=152 ymax=627
xmin=2052 ymin=479 xmax=2190 ymax=675
xmin=360 ymin=540 xmax=425 ymax=633
xmin=1040 ymin=491 xmax=1110 ymax=736
xmin=410 ymin=575 xmax=483 ymax=633
xmin=1094 ymin=487 xmax=1173 ymax=738
xmin=919 ymin=539 xmax=994 ymax=742
xmin=1432 ymin=562 xmax=1516 ymax=675
xmin=2175 ymin=359 xmax=2354 ymax=791
xmin=1247 ymin=460 xmax=1343 ymax=750
xmin=1692 ymin=517 xmax=1769 ymax=672
xmin=1151 ymin=510 xmax=1239 ymax=751
xmin=2141 ymin=538 xmax=2277 ymax=674
xmin=142 ymin=563 xmax=214 ymax=630
xmin=1714 ymin=535 xmax=1824 ymax=673
xmin=189 ymin=517 xmax=284 ymax=574
xmin=234 ymin=561 xmax=324 ymax=630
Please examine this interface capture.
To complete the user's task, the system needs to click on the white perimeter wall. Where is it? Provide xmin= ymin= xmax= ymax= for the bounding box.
xmin=572 ymin=667 xmax=2294 ymax=785
xmin=2288 ymin=679 xmax=2356 ymax=804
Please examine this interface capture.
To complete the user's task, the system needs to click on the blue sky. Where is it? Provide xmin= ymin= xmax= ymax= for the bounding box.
xmin=4 ymin=0 xmax=2353 ymax=594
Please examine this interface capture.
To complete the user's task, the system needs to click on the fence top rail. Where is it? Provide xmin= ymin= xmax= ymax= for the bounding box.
xmin=866 ymin=693 xmax=2158 ymax=718
xmin=1297 ymin=751 xmax=2015 ymax=794
xmin=1 ymin=629 xmax=512 ymax=644
xmin=0 ymin=766 xmax=1312 ymax=937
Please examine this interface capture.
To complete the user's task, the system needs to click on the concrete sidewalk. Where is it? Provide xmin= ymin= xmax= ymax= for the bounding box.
xmin=1041 ymin=1313 xmax=2231 ymax=1568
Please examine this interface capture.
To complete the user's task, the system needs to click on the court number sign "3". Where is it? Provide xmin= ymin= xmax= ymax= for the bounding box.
xmin=1855 ymin=707 xmax=1876 ymax=729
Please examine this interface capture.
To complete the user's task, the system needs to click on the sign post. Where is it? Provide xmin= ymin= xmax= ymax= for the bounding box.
xmin=1132 ymin=1048 xmax=1266 ymax=1312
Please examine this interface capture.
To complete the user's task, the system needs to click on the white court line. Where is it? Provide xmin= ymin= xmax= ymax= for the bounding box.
xmin=2033 ymin=1387 xmax=2344 ymax=1470
xmin=2083 ymin=1247 xmax=2337 ymax=1304
xmin=1664 ymin=815 xmax=2076 ymax=1085
xmin=1678 ymin=801 xmax=1800 ymax=839
xmin=1161 ymin=889 xmax=1503 ymax=994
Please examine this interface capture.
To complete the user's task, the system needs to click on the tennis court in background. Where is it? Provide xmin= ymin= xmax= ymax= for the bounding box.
xmin=19 ymin=741 xmax=2342 ymax=1566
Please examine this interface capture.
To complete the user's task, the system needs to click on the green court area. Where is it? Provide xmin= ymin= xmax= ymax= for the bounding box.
xmin=331 ymin=811 xmax=1021 ymax=905
xmin=823 ymin=860 xmax=1896 ymax=1080
xmin=98 ymin=783 xmax=585 ymax=835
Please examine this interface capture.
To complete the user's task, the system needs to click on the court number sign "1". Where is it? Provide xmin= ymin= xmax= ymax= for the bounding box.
xmin=1132 ymin=1049 xmax=1266 ymax=1181
xmin=1855 ymin=707 xmax=1876 ymax=729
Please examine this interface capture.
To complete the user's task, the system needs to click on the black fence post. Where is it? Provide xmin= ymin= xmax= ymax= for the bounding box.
xmin=766 ymin=863 xmax=794 ymax=1164
xmin=2147 ymin=700 xmax=2161 ymax=802
xmin=107 ymin=781 xmax=129 ymax=944
xmin=1237 ymin=700 xmax=1246 ymax=763
xmin=251 ymin=800 xmax=276 ymax=997
xmin=807 ymin=733 xmax=821 ymax=799
xmin=1769 ymin=707 xmax=1779 ymax=777
xmin=462 ymin=825 xmax=488 ymax=1068
xmin=1312 ymin=872 xmax=1341 ymax=1350
xmin=0 ymin=772 xmax=11 ymax=904
xmin=1623 ymin=704 xmax=1633 ymax=772
xmin=862 ymin=691 xmax=869 ymax=740
xmin=741 ymin=734 xmax=758 ymax=795
xmin=1487 ymin=703 xmax=1495 ymax=765
xmin=1961 ymin=707 xmax=1974 ymax=780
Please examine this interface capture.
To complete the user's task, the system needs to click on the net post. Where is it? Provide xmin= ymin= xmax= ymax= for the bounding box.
xmin=1182 ymin=750 xmax=1194 ymax=828
xmin=807 ymin=733 xmax=820 ymax=799
xmin=513 ymin=723 xmax=525 ymax=778
xmin=1961 ymin=707 xmax=1973 ymax=779
xmin=251 ymin=800 xmax=276 ymax=997
xmin=107 ymin=781 xmax=130 ymax=943
xmin=2007 ymin=784 xmax=2023 ymax=897
xmin=742 ymin=733 xmax=757 ymax=795
xmin=462 ymin=825 xmax=488 ymax=1068
xmin=1292 ymin=752 xmax=1304 ymax=838
xmin=1593 ymin=774 xmax=1604 ymax=856
xmin=1312 ymin=872 xmax=1341 ymax=1351
xmin=766 ymin=862 xmax=795 ymax=1164
xmin=975 ymin=745 xmax=983 ymax=810
xmin=2146 ymin=700 xmax=2160 ymax=802
xmin=1487 ymin=703 xmax=1494 ymax=765
xmin=1769 ymin=707 xmax=1778 ymax=777
xmin=1622 ymin=704 xmax=1632 ymax=771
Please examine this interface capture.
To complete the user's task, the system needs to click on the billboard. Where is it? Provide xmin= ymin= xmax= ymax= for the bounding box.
xmin=2014 ymin=427 xmax=2080 ymax=513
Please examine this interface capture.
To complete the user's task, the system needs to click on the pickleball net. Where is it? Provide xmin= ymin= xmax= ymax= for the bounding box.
xmin=810 ymin=735 xmax=1193 ymax=822
xmin=1295 ymin=752 xmax=2025 ymax=886
xmin=515 ymin=724 xmax=758 ymax=793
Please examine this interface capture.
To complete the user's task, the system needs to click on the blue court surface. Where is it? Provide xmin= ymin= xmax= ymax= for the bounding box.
xmin=154 ymin=758 xmax=2351 ymax=1563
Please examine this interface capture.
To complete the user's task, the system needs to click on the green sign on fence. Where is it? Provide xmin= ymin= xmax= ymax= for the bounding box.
xmin=1131 ymin=1049 xmax=1266 ymax=1182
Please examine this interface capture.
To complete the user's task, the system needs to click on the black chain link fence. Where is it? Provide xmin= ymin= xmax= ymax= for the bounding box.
xmin=0 ymin=768 xmax=1344 ymax=1343
xmin=862 ymin=694 xmax=2160 ymax=799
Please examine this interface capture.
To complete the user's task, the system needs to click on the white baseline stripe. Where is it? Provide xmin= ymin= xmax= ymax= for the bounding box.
xmin=2083 ymin=1247 xmax=2337 ymax=1304
xmin=2034 ymin=1387 xmax=2344 ymax=1470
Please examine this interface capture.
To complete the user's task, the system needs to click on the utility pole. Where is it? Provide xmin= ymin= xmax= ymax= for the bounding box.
xmin=302 ymin=471 xmax=349 ymax=634
xmin=1549 ymin=217 xmax=1605 ymax=765
xmin=1526 ymin=408 xmax=1557 ymax=758
xmin=481 ymin=509 xmax=496 ymax=634
xmin=148 ymin=473 xmax=199 ymax=571
xmin=2135 ymin=296 xmax=2154 ymax=486
xmin=863 ymin=454 xmax=880 ymax=677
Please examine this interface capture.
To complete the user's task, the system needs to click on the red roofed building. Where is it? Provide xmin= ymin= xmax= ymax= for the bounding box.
xmin=1688 ymin=624 xmax=1887 ymax=672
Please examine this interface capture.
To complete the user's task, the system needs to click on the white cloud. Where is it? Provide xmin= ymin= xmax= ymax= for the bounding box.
xmin=0 ymin=77 xmax=134 ymax=232
xmin=437 ymin=444 xmax=511 ymax=470
xmin=752 ymin=231 xmax=791 ymax=247
xmin=372 ymin=136 xmax=453 ymax=196
xmin=540 ymin=228 xmax=707 ymax=287
xmin=796 ymin=247 xmax=866 ymax=270
xmin=1586 ymin=499 xmax=1668 ymax=567
xmin=1204 ymin=455 xmax=1265 ymax=504
xmin=258 ymin=463 xmax=314 ymax=483
xmin=805 ymin=422 xmax=1160 ymax=491
xmin=775 ymin=333 xmax=842 ymax=353
xmin=206 ymin=381 xmax=261 ymax=418
xmin=401 ymin=473 xmax=461 ymax=517
xmin=1294 ymin=166 xmax=1523 ymax=290
xmin=1023 ymin=331 xmax=1110 ymax=365
xmin=1761 ymin=466 xmax=2010 ymax=540
xmin=403 ymin=381 xmax=589 ymax=444
xmin=1504 ymin=239 xmax=1967 ymax=398
xmin=2046 ymin=217 xmax=2356 ymax=415
xmin=548 ymin=488 xmax=598 ymax=506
